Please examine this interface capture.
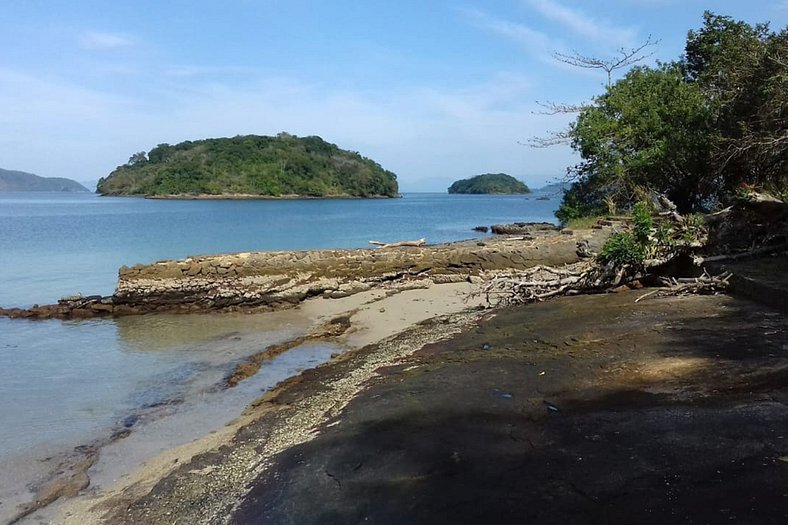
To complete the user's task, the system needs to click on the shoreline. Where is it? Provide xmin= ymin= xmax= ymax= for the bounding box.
xmin=0 ymin=225 xmax=612 ymax=320
xmin=14 ymin=281 xmax=489 ymax=524
xmin=43 ymin=286 xmax=788 ymax=524
xmin=98 ymin=193 xmax=401 ymax=200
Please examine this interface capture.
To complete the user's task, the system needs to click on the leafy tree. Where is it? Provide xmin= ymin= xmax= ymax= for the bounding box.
xmin=683 ymin=12 xmax=787 ymax=194
xmin=557 ymin=65 xmax=713 ymax=221
xmin=556 ymin=11 xmax=787 ymax=223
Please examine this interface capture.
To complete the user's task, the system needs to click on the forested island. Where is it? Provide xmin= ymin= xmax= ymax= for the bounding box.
xmin=0 ymin=168 xmax=88 ymax=192
xmin=448 ymin=173 xmax=530 ymax=194
xmin=97 ymin=133 xmax=399 ymax=198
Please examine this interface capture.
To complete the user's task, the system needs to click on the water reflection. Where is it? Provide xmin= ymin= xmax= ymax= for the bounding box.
xmin=112 ymin=310 xmax=310 ymax=352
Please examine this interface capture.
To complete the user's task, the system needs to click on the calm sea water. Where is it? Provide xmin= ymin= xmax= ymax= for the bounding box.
xmin=0 ymin=191 xmax=558 ymax=521
xmin=0 ymin=192 xmax=557 ymax=307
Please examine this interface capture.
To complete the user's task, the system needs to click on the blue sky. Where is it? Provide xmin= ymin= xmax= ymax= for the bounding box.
xmin=2 ymin=1 xmax=786 ymax=191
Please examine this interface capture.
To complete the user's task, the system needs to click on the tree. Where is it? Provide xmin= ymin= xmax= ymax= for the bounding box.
xmin=126 ymin=151 xmax=147 ymax=166
xmin=556 ymin=12 xmax=787 ymax=224
xmin=530 ymin=36 xmax=659 ymax=148
xmin=557 ymin=65 xmax=713 ymax=222
xmin=554 ymin=35 xmax=659 ymax=88
xmin=683 ymin=12 xmax=787 ymax=194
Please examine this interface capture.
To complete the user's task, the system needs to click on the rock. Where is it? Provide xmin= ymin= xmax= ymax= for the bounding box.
xmin=490 ymin=222 xmax=558 ymax=235
xmin=473 ymin=226 xmax=489 ymax=233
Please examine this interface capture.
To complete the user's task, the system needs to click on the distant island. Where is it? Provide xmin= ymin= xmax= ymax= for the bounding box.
xmin=448 ymin=173 xmax=530 ymax=194
xmin=97 ymin=133 xmax=399 ymax=198
xmin=0 ymin=168 xmax=89 ymax=192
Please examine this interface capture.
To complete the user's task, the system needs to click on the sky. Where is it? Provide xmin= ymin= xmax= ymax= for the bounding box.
xmin=2 ymin=1 xmax=786 ymax=192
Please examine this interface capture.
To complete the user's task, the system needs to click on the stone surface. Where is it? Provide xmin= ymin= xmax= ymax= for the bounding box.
xmin=109 ymin=292 xmax=788 ymax=525
xmin=110 ymin=230 xmax=609 ymax=313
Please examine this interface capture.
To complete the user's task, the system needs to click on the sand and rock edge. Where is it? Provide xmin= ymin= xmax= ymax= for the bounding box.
xmin=56 ymin=290 xmax=788 ymax=524
xmin=0 ymin=225 xmax=610 ymax=319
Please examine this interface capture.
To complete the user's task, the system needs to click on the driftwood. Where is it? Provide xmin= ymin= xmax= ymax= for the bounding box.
xmin=475 ymin=192 xmax=784 ymax=308
xmin=634 ymin=271 xmax=732 ymax=303
xmin=368 ymin=238 xmax=426 ymax=249
xmin=695 ymin=243 xmax=788 ymax=264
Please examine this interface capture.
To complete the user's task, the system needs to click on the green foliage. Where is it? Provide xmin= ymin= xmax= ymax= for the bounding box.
xmin=97 ymin=134 xmax=399 ymax=198
xmin=599 ymin=202 xmax=653 ymax=267
xmin=684 ymin=11 xmax=787 ymax=197
xmin=557 ymin=11 xmax=787 ymax=221
xmin=599 ymin=232 xmax=646 ymax=267
xmin=567 ymin=65 xmax=714 ymax=214
xmin=448 ymin=173 xmax=530 ymax=194
xmin=631 ymin=202 xmax=653 ymax=245
xmin=555 ymin=180 xmax=605 ymax=224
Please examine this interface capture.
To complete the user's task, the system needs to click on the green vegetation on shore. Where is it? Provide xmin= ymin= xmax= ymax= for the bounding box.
xmin=555 ymin=11 xmax=787 ymax=223
xmin=0 ymin=168 xmax=88 ymax=192
xmin=448 ymin=173 xmax=530 ymax=194
xmin=97 ymin=133 xmax=399 ymax=198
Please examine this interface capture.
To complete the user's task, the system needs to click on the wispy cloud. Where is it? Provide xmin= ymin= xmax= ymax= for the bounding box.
xmin=461 ymin=8 xmax=555 ymax=62
xmin=0 ymin=64 xmax=569 ymax=190
xmin=79 ymin=31 xmax=135 ymax=50
xmin=523 ymin=0 xmax=636 ymax=48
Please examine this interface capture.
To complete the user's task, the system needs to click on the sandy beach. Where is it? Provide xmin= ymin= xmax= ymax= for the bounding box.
xmin=14 ymin=268 xmax=785 ymax=524
xmin=16 ymin=280 xmax=488 ymax=524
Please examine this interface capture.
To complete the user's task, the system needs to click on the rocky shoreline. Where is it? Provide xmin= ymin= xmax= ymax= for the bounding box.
xmin=51 ymin=289 xmax=788 ymax=524
xmin=0 ymin=225 xmax=612 ymax=320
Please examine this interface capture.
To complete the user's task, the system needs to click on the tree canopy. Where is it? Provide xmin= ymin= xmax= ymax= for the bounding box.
xmin=97 ymin=134 xmax=399 ymax=198
xmin=555 ymin=11 xmax=787 ymax=223
xmin=448 ymin=173 xmax=530 ymax=194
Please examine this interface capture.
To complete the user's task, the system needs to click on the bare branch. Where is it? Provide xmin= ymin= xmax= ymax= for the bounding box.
xmin=533 ymin=100 xmax=590 ymax=115
xmin=524 ymin=129 xmax=572 ymax=148
xmin=552 ymin=35 xmax=660 ymax=87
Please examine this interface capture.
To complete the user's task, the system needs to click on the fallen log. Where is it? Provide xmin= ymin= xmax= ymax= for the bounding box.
xmin=368 ymin=238 xmax=426 ymax=248
xmin=695 ymin=243 xmax=788 ymax=264
xmin=634 ymin=271 xmax=732 ymax=303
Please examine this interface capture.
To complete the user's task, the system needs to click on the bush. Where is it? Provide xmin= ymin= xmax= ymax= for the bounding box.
xmin=599 ymin=232 xmax=646 ymax=267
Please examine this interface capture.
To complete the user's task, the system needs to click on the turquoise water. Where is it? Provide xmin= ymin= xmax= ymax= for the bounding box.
xmin=0 ymin=191 xmax=558 ymax=521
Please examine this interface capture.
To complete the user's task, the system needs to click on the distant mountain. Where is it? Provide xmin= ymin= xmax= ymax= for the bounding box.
xmin=537 ymin=181 xmax=570 ymax=194
xmin=0 ymin=168 xmax=89 ymax=192
xmin=448 ymin=173 xmax=530 ymax=194
xmin=97 ymin=134 xmax=399 ymax=198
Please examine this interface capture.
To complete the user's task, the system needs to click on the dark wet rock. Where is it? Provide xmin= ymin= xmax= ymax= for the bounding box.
xmin=473 ymin=226 xmax=489 ymax=233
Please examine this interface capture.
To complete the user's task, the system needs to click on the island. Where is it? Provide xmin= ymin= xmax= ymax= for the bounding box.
xmin=448 ymin=173 xmax=530 ymax=194
xmin=97 ymin=133 xmax=399 ymax=198
xmin=0 ymin=168 xmax=89 ymax=192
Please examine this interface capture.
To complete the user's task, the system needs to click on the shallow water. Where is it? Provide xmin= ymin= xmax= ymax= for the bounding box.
xmin=0 ymin=191 xmax=559 ymax=522
xmin=0 ymin=192 xmax=558 ymax=307
xmin=0 ymin=309 xmax=312 ymax=523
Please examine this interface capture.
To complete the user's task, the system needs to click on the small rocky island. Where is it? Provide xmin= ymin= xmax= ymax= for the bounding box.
xmin=97 ymin=133 xmax=399 ymax=198
xmin=448 ymin=173 xmax=530 ymax=194
xmin=0 ymin=168 xmax=88 ymax=192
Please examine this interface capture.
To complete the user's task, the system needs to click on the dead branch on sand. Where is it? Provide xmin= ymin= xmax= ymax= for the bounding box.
xmin=369 ymin=238 xmax=426 ymax=248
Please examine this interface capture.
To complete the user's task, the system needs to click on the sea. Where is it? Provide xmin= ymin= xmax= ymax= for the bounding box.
xmin=0 ymin=191 xmax=559 ymax=522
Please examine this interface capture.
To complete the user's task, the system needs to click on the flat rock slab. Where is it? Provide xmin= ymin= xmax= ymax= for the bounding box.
xmin=116 ymin=292 xmax=788 ymax=524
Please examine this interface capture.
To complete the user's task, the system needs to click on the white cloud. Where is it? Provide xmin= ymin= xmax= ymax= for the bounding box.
xmin=0 ymin=66 xmax=574 ymax=191
xmin=79 ymin=31 xmax=134 ymax=50
xmin=462 ymin=8 xmax=555 ymax=63
xmin=523 ymin=0 xmax=637 ymax=48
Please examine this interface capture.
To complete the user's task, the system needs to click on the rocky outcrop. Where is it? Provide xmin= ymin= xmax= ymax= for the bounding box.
xmin=0 ymin=228 xmax=613 ymax=319
xmin=490 ymin=222 xmax=559 ymax=235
